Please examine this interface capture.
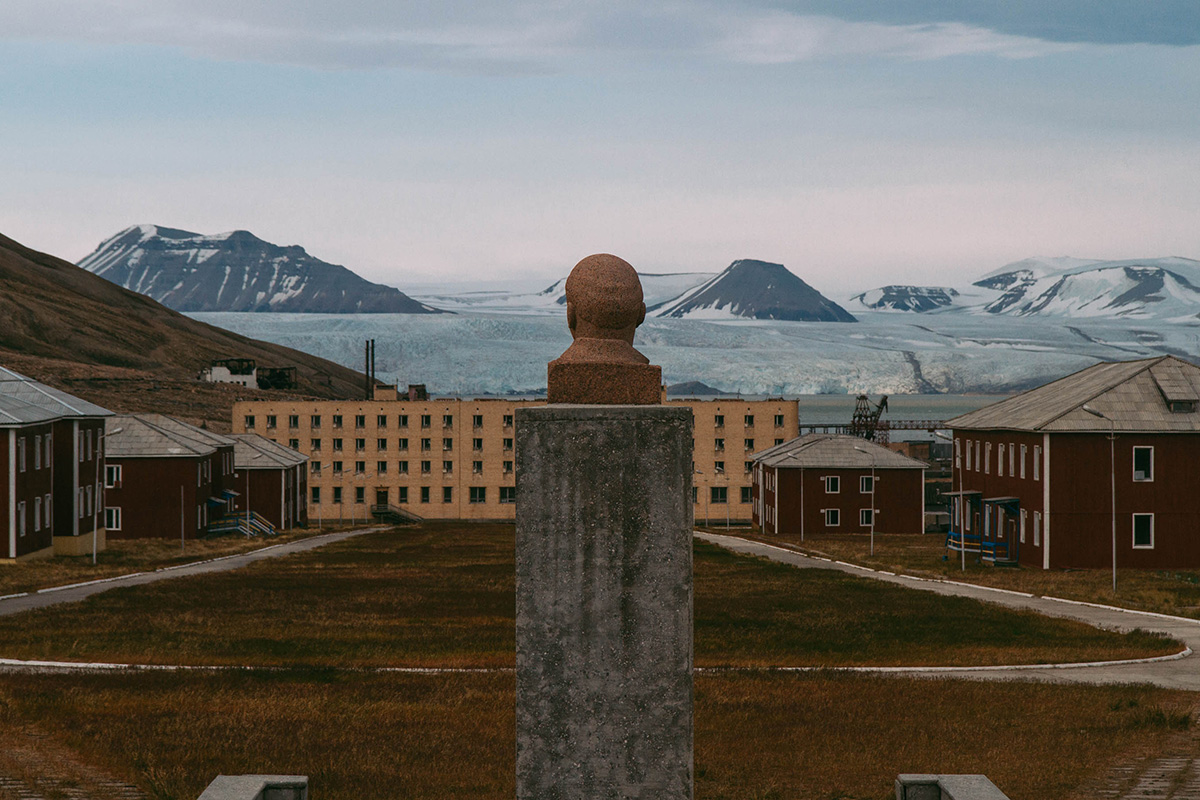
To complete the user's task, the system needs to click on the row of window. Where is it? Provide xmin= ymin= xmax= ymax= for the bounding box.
xmin=250 ymin=413 xmax=517 ymax=431
xmin=12 ymin=493 xmax=53 ymax=536
xmin=822 ymin=475 xmax=874 ymax=494
xmin=820 ymin=508 xmax=874 ymax=527
xmin=957 ymin=439 xmax=1156 ymax=483
xmin=692 ymin=486 xmax=755 ymax=504
xmin=290 ymin=437 xmax=515 ymax=453
xmin=712 ymin=438 xmax=782 ymax=453
xmin=310 ymin=459 xmax=516 ymax=476
xmin=311 ymin=486 xmax=516 ymax=504
xmin=712 ymin=414 xmax=786 ymax=428
xmin=14 ymin=434 xmax=53 ymax=473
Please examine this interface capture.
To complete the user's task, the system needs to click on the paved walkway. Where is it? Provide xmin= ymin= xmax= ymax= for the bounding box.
xmin=0 ymin=527 xmax=386 ymax=619
xmin=697 ymin=532 xmax=1200 ymax=690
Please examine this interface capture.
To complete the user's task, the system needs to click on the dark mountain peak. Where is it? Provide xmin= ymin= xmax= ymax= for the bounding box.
xmin=654 ymin=258 xmax=856 ymax=322
xmin=79 ymin=225 xmax=443 ymax=315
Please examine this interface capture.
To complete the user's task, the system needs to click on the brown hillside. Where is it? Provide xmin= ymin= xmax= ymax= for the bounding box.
xmin=1 ymin=232 xmax=367 ymax=430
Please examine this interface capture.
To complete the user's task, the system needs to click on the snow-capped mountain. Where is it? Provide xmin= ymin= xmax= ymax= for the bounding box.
xmin=978 ymin=258 xmax=1200 ymax=319
xmin=78 ymin=225 xmax=442 ymax=314
xmin=652 ymin=259 xmax=856 ymax=322
xmin=851 ymin=286 xmax=960 ymax=312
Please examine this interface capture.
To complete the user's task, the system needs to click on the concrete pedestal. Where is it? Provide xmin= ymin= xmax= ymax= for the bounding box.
xmin=516 ymin=405 xmax=693 ymax=800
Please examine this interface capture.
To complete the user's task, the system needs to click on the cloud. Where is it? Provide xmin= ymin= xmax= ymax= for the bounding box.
xmin=0 ymin=0 xmax=1183 ymax=72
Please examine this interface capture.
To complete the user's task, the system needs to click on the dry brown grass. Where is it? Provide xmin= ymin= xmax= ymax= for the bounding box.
xmin=0 ymin=670 xmax=1192 ymax=800
xmin=0 ymin=526 xmax=351 ymax=598
xmin=0 ymin=525 xmax=1177 ymax=668
xmin=737 ymin=531 xmax=1200 ymax=620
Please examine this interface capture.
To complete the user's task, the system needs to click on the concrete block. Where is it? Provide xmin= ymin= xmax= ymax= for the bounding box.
xmin=198 ymin=775 xmax=307 ymax=800
xmin=896 ymin=774 xmax=1011 ymax=800
xmin=516 ymin=405 xmax=693 ymax=800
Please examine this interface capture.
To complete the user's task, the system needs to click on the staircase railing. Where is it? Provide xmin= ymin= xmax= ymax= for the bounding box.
xmin=209 ymin=511 xmax=277 ymax=538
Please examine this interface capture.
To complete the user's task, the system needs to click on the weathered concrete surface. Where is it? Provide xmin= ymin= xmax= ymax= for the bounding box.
xmin=896 ymin=773 xmax=1011 ymax=800
xmin=198 ymin=774 xmax=308 ymax=800
xmin=516 ymin=405 xmax=693 ymax=800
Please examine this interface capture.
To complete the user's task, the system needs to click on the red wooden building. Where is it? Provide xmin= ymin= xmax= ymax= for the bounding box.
xmin=751 ymin=434 xmax=926 ymax=536
xmin=1 ymin=367 xmax=111 ymax=559
xmin=104 ymin=415 xmax=236 ymax=540
xmin=947 ymin=356 xmax=1200 ymax=570
xmin=229 ymin=434 xmax=308 ymax=531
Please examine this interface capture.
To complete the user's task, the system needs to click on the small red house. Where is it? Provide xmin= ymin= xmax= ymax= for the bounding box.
xmin=104 ymin=415 xmax=236 ymax=540
xmin=2 ymin=367 xmax=112 ymax=559
xmin=229 ymin=434 xmax=308 ymax=531
xmin=948 ymin=356 xmax=1200 ymax=570
xmin=752 ymin=434 xmax=927 ymax=536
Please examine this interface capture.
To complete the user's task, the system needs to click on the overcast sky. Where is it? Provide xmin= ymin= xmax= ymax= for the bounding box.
xmin=2 ymin=1 xmax=1198 ymax=294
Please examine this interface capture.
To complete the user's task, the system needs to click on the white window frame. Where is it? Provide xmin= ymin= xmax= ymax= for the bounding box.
xmin=824 ymin=475 xmax=840 ymax=494
xmin=1132 ymin=446 xmax=1154 ymax=482
xmin=106 ymin=507 xmax=122 ymax=531
xmin=1019 ymin=509 xmax=1027 ymax=543
xmin=965 ymin=439 xmax=971 ymax=471
xmin=17 ymin=437 xmax=25 ymax=472
xmin=34 ymin=435 xmax=41 ymax=470
xmin=860 ymin=475 xmax=874 ymax=494
xmin=34 ymin=496 xmax=41 ymax=531
xmin=859 ymin=508 xmax=874 ymax=526
xmin=997 ymin=443 xmax=1005 ymax=476
xmin=44 ymin=493 xmax=51 ymax=530
xmin=1020 ymin=444 xmax=1027 ymax=479
xmin=1033 ymin=511 xmax=1041 ymax=546
xmin=954 ymin=439 xmax=961 ymax=470
xmin=105 ymin=464 xmax=122 ymax=489
xmin=17 ymin=501 xmax=26 ymax=536
xmin=984 ymin=442 xmax=991 ymax=474
xmin=1033 ymin=446 xmax=1041 ymax=480
xmin=1009 ymin=442 xmax=1016 ymax=476
xmin=1132 ymin=513 xmax=1154 ymax=549
xmin=823 ymin=508 xmax=840 ymax=527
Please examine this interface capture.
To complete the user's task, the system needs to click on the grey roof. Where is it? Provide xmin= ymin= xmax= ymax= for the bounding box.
xmin=230 ymin=434 xmax=308 ymax=469
xmin=0 ymin=365 xmax=112 ymax=425
xmin=106 ymin=414 xmax=234 ymax=458
xmin=947 ymin=356 xmax=1200 ymax=433
xmin=751 ymin=434 xmax=927 ymax=470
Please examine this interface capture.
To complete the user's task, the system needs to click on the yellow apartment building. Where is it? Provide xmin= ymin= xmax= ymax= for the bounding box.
xmin=232 ymin=389 xmax=799 ymax=525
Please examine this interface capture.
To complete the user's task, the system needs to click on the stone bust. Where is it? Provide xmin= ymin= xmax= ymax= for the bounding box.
xmin=547 ymin=254 xmax=662 ymax=404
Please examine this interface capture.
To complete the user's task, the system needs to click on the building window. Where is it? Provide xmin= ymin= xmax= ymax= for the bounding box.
xmin=715 ymin=461 xmax=725 ymax=474
xmin=503 ymin=414 xmax=514 ymax=428
xmin=311 ymin=461 xmax=322 ymax=474
xmin=1020 ymin=444 xmax=1027 ymax=478
xmin=377 ymin=438 xmax=387 ymax=451
xmin=311 ymin=487 xmax=321 ymax=504
xmin=355 ymin=487 xmax=365 ymax=504
xmin=442 ymin=414 xmax=453 ymax=428
xmin=744 ymin=414 xmax=754 ymax=427
xmin=1020 ymin=509 xmax=1027 ymax=543
xmin=744 ymin=461 xmax=753 ymax=474
xmin=1033 ymin=445 xmax=1041 ymax=480
xmin=397 ymin=460 xmax=409 ymax=474
xmin=692 ymin=486 xmax=698 ymax=503
xmin=1131 ymin=513 xmax=1155 ymax=548
xmin=955 ymin=439 xmax=961 ymax=470
xmin=311 ymin=439 xmax=322 ymax=451
xmin=443 ymin=486 xmax=453 ymax=503
xmin=333 ymin=414 xmax=343 ymax=428
xmin=997 ymin=443 xmax=1005 ymax=476
xmin=503 ymin=438 xmax=514 ymax=451
xmin=355 ymin=438 xmax=366 ymax=452
xmin=473 ymin=438 xmax=483 ymax=451
xmin=420 ymin=487 xmax=431 ymax=503
xmin=1133 ymin=447 xmax=1154 ymax=482
xmin=105 ymin=507 xmax=122 ymax=530
xmin=975 ymin=440 xmax=981 ymax=472
xmin=105 ymin=464 xmax=123 ymax=488
xmin=355 ymin=415 xmax=366 ymax=429
xmin=398 ymin=438 xmax=409 ymax=451
xmin=377 ymin=461 xmax=388 ymax=475
xmin=503 ymin=460 xmax=513 ymax=474
xmin=470 ymin=487 xmax=486 ymax=504
xmin=34 ymin=436 xmax=41 ymax=470
xmin=333 ymin=487 xmax=343 ymax=504
xmin=443 ymin=437 xmax=453 ymax=451
xmin=711 ymin=486 xmax=727 ymax=504
xmin=500 ymin=487 xmax=516 ymax=504
xmin=288 ymin=415 xmax=299 ymax=429
xmin=860 ymin=475 xmax=874 ymax=493
xmin=34 ymin=496 xmax=41 ymax=531
xmin=1033 ymin=511 xmax=1041 ymax=546
xmin=774 ymin=438 xmax=784 ymax=446
xmin=355 ymin=461 xmax=366 ymax=474
xmin=245 ymin=415 xmax=256 ymax=429
xmin=266 ymin=415 xmax=277 ymax=429
xmin=421 ymin=438 xmax=432 ymax=452
xmin=965 ymin=440 xmax=972 ymax=471
xmin=377 ymin=414 xmax=388 ymax=428
xmin=421 ymin=460 xmax=431 ymax=475
xmin=332 ymin=461 xmax=343 ymax=474
xmin=824 ymin=476 xmax=840 ymax=493
xmin=443 ymin=460 xmax=453 ymax=474
xmin=311 ymin=415 xmax=321 ymax=428
xmin=984 ymin=442 xmax=991 ymax=474
xmin=333 ymin=438 xmax=344 ymax=452
xmin=714 ymin=438 xmax=725 ymax=452
xmin=740 ymin=486 xmax=752 ymax=503
xmin=1009 ymin=442 xmax=1015 ymax=476
xmin=859 ymin=508 xmax=874 ymax=526
xmin=473 ymin=460 xmax=483 ymax=474
xmin=824 ymin=508 xmax=840 ymax=527
xmin=774 ymin=414 xmax=785 ymax=427
xmin=421 ymin=414 xmax=431 ymax=429
xmin=473 ymin=414 xmax=483 ymax=429
xmin=744 ymin=439 xmax=754 ymax=451
xmin=17 ymin=438 xmax=25 ymax=472
xmin=289 ymin=439 xmax=299 ymax=450
xmin=714 ymin=414 xmax=724 ymax=428
xmin=398 ymin=487 xmax=409 ymax=503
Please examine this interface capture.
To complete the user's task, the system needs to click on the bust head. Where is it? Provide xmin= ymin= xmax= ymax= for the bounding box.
xmin=564 ymin=254 xmax=646 ymax=345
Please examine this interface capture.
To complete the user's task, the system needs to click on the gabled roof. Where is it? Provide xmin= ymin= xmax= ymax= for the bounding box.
xmin=751 ymin=434 xmax=927 ymax=469
xmin=230 ymin=433 xmax=308 ymax=469
xmin=947 ymin=356 xmax=1200 ymax=433
xmin=105 ymin=414 xmax=234 ymax=458
xmin=0 ymin=366 xmax=112 ymax=425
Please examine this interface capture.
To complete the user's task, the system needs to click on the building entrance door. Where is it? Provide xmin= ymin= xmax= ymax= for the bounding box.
xmin=375 ymin=489 xmax=389 ymax=506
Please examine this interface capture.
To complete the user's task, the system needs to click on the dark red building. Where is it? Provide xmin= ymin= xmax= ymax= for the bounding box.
xmin=752 ymin=434 xmax=926 ymax=536
xmin=948 ymin=356 xmax=1200 ymax=570
xmin=2 ymin=367 xmax=112 ymax=559
xmin=104 ymin=415 xmax=236 ymax=540
xmin=230 ymin=434 xmax=308 ymax=531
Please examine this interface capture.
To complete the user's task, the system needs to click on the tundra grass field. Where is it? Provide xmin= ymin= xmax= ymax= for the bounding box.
xmin=0 ymin=523 xmax=1194 ymax=800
